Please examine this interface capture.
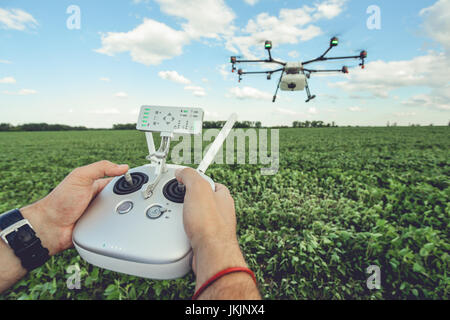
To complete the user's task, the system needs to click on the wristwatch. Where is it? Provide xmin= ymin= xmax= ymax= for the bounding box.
xmin=0 ymin=209 xmax=50 ymax=271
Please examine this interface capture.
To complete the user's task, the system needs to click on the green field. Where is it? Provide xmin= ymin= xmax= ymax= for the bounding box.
xmin=0 ymin=127 xmax=449 ymax=300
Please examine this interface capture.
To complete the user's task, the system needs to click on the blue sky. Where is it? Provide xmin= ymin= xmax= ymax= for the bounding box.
xmin=0 ymin=0 xmax=449 ymax=127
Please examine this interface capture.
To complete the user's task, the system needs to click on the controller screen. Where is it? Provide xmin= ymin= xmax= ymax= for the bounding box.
xmin=136 ymin=106 xmax=203 ymax=135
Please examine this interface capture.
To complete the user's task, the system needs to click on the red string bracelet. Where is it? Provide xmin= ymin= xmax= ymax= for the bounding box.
xmin=192 ymin=267 xmax=257 ymax=300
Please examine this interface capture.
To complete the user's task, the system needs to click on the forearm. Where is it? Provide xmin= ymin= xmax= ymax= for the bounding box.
xmin=193 ymin=239 xmax=261 ymax=300
xmin=0 ymin=240 xmax=27 ymax=293
xmin=197 ymin=271 xmax=261 ymax=300
xmin=0 ymin=203 xmax=60 ymax=294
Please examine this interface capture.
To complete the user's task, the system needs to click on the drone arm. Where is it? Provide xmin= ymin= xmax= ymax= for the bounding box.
xmin=303 ymin=68 xmax=345 ymax=73
xmin=302 ymin=54 xmax=361 ymax=66
xmin=320 ymin=46 xmax=334 ymax=59
xmin=301 ymin=43 xmax=336 ymax=65
xmin=239 ymin=68 xmax=284 ymax=75
xmin=234 ymin=59 xmax=286 ymax=66
xmin=235 ymin=59 xmax=269 ymax=63
xmin=322 ymin=55 xmax=361 ymax=61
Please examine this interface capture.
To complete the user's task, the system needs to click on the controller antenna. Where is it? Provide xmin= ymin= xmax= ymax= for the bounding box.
xmin=197 ymin=113 xmax=237 ymax=174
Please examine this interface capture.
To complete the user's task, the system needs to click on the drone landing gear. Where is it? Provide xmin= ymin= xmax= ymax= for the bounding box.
xmin=272 ymin=70 xmax=284 ymax=103
xmin=305 ymin=80 xmax=316 ymax=103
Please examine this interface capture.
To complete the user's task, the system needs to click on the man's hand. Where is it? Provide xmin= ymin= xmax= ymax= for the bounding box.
xmin=20 ymin=160 xmax=129 ymax=256
xmin=175 ymin=168 xmax=260 ymax=300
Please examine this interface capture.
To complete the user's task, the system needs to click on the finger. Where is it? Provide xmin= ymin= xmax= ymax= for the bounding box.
xmin=214 ymin=183 xmax=229 ymax=193
xmin=175 ymin=167 xmax=206 ymax=188
xmin=213 ymin=183 xmax=235 ymax=222
xmin=93 ymin=177 xmax=114 ymax=195
xmin=73 ymin=160 xmax=129 ymax=183
xmin=213 ymin=184 xmax=233 ymax=207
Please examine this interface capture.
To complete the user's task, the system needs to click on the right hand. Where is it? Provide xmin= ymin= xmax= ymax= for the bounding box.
xmin=175 ymin=168 xmax=248 ymax=291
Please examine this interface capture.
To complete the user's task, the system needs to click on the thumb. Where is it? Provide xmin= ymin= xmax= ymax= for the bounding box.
xmin=175 ymin=167 xmax=204 ymax=188
xmin=73 ymin=160 xmax=129 ymax=183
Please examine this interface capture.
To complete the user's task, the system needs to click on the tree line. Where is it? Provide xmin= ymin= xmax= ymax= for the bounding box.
xmin=0 ymin=123 xmax=88 ymax=132
xmin=292 ymin=120 xmax=338 ymax=128
xmin=113 ymin=121 xmax=263 ymax=130
xmin=1 ymin=120 xmax=338 ymax=132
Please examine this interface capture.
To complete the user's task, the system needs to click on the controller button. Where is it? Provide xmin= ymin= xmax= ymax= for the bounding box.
xmin=146 ymin=205 xmax=167 ymax=219
xmin=116 ymin=201 xmax=133 ymax=214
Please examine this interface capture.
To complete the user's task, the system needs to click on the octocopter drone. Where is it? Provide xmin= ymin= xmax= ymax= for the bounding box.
xmin=230 ymin=37 xmax=367 ymax=103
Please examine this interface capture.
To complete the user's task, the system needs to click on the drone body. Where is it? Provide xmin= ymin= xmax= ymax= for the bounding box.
xmin=280 ymin=62 xmax=306 ymax=91
xmin=231 ymin=38 xmax=367 ymax=103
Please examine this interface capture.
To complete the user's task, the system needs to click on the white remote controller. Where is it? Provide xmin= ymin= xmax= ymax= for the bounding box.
xmin=72 ymin=106 xmax=237 ymax=279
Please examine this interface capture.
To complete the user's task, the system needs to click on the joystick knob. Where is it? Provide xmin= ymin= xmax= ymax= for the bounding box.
xmin=176 ymin=182 xmax=185 ymax=193
xmin=125 ymin=172 xmax=134 ymax=186
xmin=163 ymin=179 xmax=186 ymax=203
xmin=113 ymin=172 xmax=149 ymax=195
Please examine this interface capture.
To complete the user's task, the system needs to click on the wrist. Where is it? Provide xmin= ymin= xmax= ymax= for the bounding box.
xmin=20 ymin=201 xmax=63 ymax=256
xmin=193 ymin=236 xmax=247 ymax=291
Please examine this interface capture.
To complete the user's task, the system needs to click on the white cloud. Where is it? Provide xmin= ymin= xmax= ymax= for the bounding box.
xmin=0 ymin=8 xmax=38 ymax=31
xmin=3 ymin=89 xmax=37 ymax=95
xmin=402 ymin=86 xmax=450 ymax=111
xmin=0 ymin=77 xmax=16 ymax=84
xmin=228 ymin=86 xmax=272 ymax=101
xmin=114 ymin=92 xmax=128 ymax=98
xmin=348 ymin=106 xmax=363 ymax=112
xmin=97 ymin=1 xmax=236 ymax=66
xmin=0 ymin=59 xmax=12 ymax=64
xmin=308 ymin=107 xmax=318 ymax=115
xmin=218 ymin=64 xmax=230 ymax=80
xmin=276 ymin=107 xmax=303 ymax=116
xmin=90 ymin=108 xmax=121 ymax=114
xmin=313 ymin=0 xmax=347 ymax=20
xmin=244 ymin=0 xmax=259 ymax=5
xmin=184 ymin=85 xmax=206 ymax=97
xmin=96 ymin=18 xmax=188 ymax=66
xmin=288 ymin=51 xmax=300 ymax=58
xmin=158 ymin=70 xmax=191 ymax=84
xmin=154 ymin=0 xmax=235 ymax=39
xmin=329 ymin=53 xmax=449 ymax=98
xmin=393 ymin=111 xmax=417 ymax=117
xmin=205 ymin=110 xmax=222 ymax=119
xmin=420 ymin=0 xmax=450 ymax=52
xmin=157 ymin=70 xmax=205 ymax=96
xmin=226 ymin=1 xmax=347 ymax=58
xmin=329 ymin=1 xmax=450 ymax=110
xmin=100 ymin=77 xmax=111 ymax=82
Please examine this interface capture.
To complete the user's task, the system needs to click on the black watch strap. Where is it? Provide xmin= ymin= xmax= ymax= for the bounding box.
xmin=0 ymin=209 xmax=50 ymax=271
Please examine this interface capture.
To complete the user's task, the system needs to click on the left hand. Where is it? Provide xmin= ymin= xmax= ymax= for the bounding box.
xmin=20 ymin=160 xmax=129 ymax=256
